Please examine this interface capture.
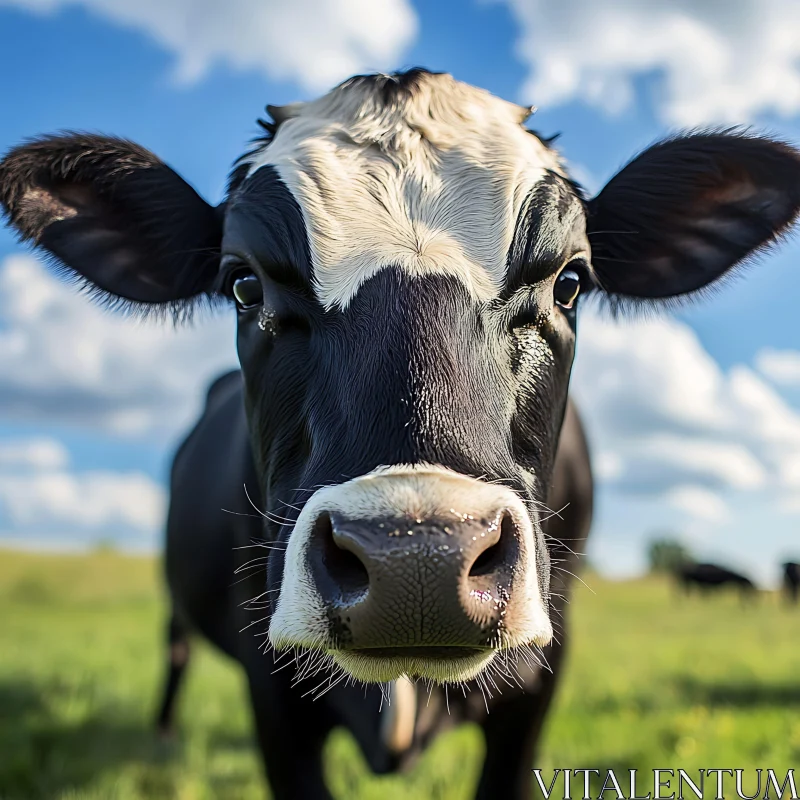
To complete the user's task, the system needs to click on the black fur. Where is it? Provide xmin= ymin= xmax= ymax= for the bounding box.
xmin=588 ymin=130 xmax=800 ymax=302
xmin=0 ymin=133 xmax=222 ymax=316
xmin=677 ymin=562 xmax=756 ymax=598
xmin=339 ymin=67 xmax=445 ymax=106
xmin=783 ymin=561 xmax=800 ymax=605
xmin=224 ymin=166 xmax=312 ymax=289
xmin=163 ymin=372 xmax=593 ymax=798
xmin=506 ymin=170 xmax=592 ymax=294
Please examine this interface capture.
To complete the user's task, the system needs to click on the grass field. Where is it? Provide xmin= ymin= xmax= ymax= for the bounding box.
xmin=1 ymin=549 xmax=799 ymax=800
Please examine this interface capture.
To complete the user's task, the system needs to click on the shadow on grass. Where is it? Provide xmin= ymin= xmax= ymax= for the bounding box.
xmin=675 ymin=676 xmax=800 ymax=708
xmin=0 ymin=678 xmax=255 ymax=800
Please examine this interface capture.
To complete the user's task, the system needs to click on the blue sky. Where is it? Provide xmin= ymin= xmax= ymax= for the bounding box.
xmin=2 ymin=0 xmax=800 ymax=582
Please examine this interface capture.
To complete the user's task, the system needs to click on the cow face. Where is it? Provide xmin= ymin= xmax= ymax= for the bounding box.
xmin=3 ymin=69 xmax=800 ymax=684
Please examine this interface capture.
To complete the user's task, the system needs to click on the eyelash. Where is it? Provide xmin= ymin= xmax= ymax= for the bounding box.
xmin=505 ymin=258 xmax=591 ymax=329
xmin=220 ymin=255 xmax=310 ymax=297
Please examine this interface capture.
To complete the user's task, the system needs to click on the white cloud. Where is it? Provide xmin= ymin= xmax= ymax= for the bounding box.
xmin=755 ymin=347 xmax=800 ymax=386
xmin=665 ymin=484 xmax=730 ymax=523
xmin=2 ymin=0 xmax=417 ymax=92
xmin=0 ymin=469 xmax=165 ymax=531
xmin=606 ymin=435 xmax=767 ymax=494
xmin=573 ymin=313 xmax=731 ymax=439
xmin=0 ymin=436 xmax=166 ymax=533
xmin=0 ymin=437 xmax=69 ymax=470
xmin=571 ymin=309 xmax=800 ymax=525
xmin=0 ymin=254 xmax=238 ymax=438
xmin=499 ymin=0 xmax=800 ymax=125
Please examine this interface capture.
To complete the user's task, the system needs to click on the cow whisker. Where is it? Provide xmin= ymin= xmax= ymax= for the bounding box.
xmin=522 ymin=498 xmax=557 ymax=509
xmin=234 ymin=556 xmax=271 ymax=571
xmin=243 ymin=485 xmax=299 ymax=525
xmin=239 ymin=615 xmax=271 ymax=633
xmin=551 ymin=566 xmax=595 ymax=594
xmin=232 ymin=542 xmax=288 ymax=551
xmin=475 ymin=675 xmax=491 ymax=713
xmin=240 ymin=588 xmax=279 ymax=607
xmin=536 ymin=503 xmax=570 ymax=523
xmin=542 ymin=533 xmax=585 ymax=558
xmin=309 ymin=666 xmax=349 ymax=701
xmin=222 ymin=508 xmax=265 ymax=520
xmin=229 ymin=570 xmax=267 ymax=588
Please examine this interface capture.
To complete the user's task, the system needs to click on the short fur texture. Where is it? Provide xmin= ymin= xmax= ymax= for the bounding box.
xmin=0 ymin=133 xmax=221 ymax=314
xmin=245 ymin=71 xmax=563 ymax=309
xmin=589 ymin=128 xmax=800 ymax=302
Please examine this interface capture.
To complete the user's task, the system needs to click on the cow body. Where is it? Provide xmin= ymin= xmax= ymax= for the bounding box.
xmin=782 ymin=562 xmax=800 ymax=604
xmin=4 ymin=68 xmax=800 ymax=799
xmin=678 ymin=563 xmax=756 ymax=598
xmin=159 ymin=372 xmax=592 ymax=796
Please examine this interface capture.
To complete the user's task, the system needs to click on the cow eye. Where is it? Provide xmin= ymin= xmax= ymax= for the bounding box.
xmin=231 ymin=271 xmax=264 ymax=310
xmin=554 ymin=268 xmax=581 ymax=310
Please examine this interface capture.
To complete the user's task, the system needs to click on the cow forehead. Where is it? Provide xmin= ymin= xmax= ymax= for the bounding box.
xmin=244 ymin=73 xmax=567 ymax=310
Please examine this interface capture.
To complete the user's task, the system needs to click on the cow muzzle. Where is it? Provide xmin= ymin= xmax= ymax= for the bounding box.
xmin=268 ymin=465 xmax=553 ymax=683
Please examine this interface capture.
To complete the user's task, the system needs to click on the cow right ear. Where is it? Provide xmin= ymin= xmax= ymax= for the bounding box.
xmin=0 ymin=133 xmax=222 ymax=311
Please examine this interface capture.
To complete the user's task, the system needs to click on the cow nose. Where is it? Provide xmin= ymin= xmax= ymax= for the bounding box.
xmin=306 ymin=509 xmax=521 ymax=650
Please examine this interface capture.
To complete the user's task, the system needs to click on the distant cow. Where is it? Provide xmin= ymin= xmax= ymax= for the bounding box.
xmin=783 ymin=562 xmax=800 ymax=604
xmin=3 ymin=68 xmax=800 ymax=798
xmin=678 ymin=563 xmax=756 ymax=598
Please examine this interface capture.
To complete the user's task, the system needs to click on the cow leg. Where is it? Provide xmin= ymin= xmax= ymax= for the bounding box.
xmin=246 ymin=671 xmax=334 ymax=800
xmin=155 ymin=612 xmax=191 ymax=737
xmin=474 ymin=647 xmax=563 ymax=800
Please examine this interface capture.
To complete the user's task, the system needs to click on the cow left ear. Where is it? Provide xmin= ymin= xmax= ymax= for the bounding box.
xmin=586 ymin=132 xmax=800 ymax=299
xmin=0 ymin=133 xmax=222 ymax=312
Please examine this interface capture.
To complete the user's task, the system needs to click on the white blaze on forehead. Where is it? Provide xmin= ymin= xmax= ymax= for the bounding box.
xmin=245 ymin=73 xmax=563 ymax=309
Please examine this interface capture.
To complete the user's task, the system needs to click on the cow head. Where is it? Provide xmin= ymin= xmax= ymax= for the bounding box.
xmin=2 ymin=69 xmax=800 ymax=684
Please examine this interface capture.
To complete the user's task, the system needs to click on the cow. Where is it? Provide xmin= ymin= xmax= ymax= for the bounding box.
xmin=2 ymin=68 xmax=800 ymax=799
xmin=677 ymin=562 xmax=757 ymax=600
xmin=783 ymin=561 xmax=800 ymax=604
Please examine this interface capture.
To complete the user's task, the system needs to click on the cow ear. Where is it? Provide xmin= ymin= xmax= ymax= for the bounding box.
xmin=586 ymin=132 xmax=800 ymax=300
xmin=0 ymin=133 xmax=222 ymax=312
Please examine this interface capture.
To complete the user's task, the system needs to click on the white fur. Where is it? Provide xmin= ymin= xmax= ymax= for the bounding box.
xmin=268 ymin=464 xmax=553 ymax=683
xmin=246 ymin=72 xmax=563 ymax=310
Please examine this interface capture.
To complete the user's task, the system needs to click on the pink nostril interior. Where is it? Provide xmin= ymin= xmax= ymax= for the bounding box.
xmin=315 ymin=512 xmax=370 ymax=595
xmin=468 ymin=512 xmax=517 ymax=577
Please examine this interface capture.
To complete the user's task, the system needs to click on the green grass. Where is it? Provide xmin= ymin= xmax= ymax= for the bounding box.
xmin=1 ymin=549 xmax=799 ymax=799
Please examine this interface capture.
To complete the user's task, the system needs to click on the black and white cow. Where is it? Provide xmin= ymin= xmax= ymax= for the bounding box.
xmin=2 ymin=69 xmax=800 ymax=799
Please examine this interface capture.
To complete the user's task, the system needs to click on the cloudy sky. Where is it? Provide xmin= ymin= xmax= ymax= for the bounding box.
xmin=1 ymin=0 xmax=800 ymax=583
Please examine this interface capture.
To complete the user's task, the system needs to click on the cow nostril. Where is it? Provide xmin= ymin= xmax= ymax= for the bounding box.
xmin=315 ymin=513 xmax=370 ymax=595
xmin=468 ymin=512 xmax=517 ymax=577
